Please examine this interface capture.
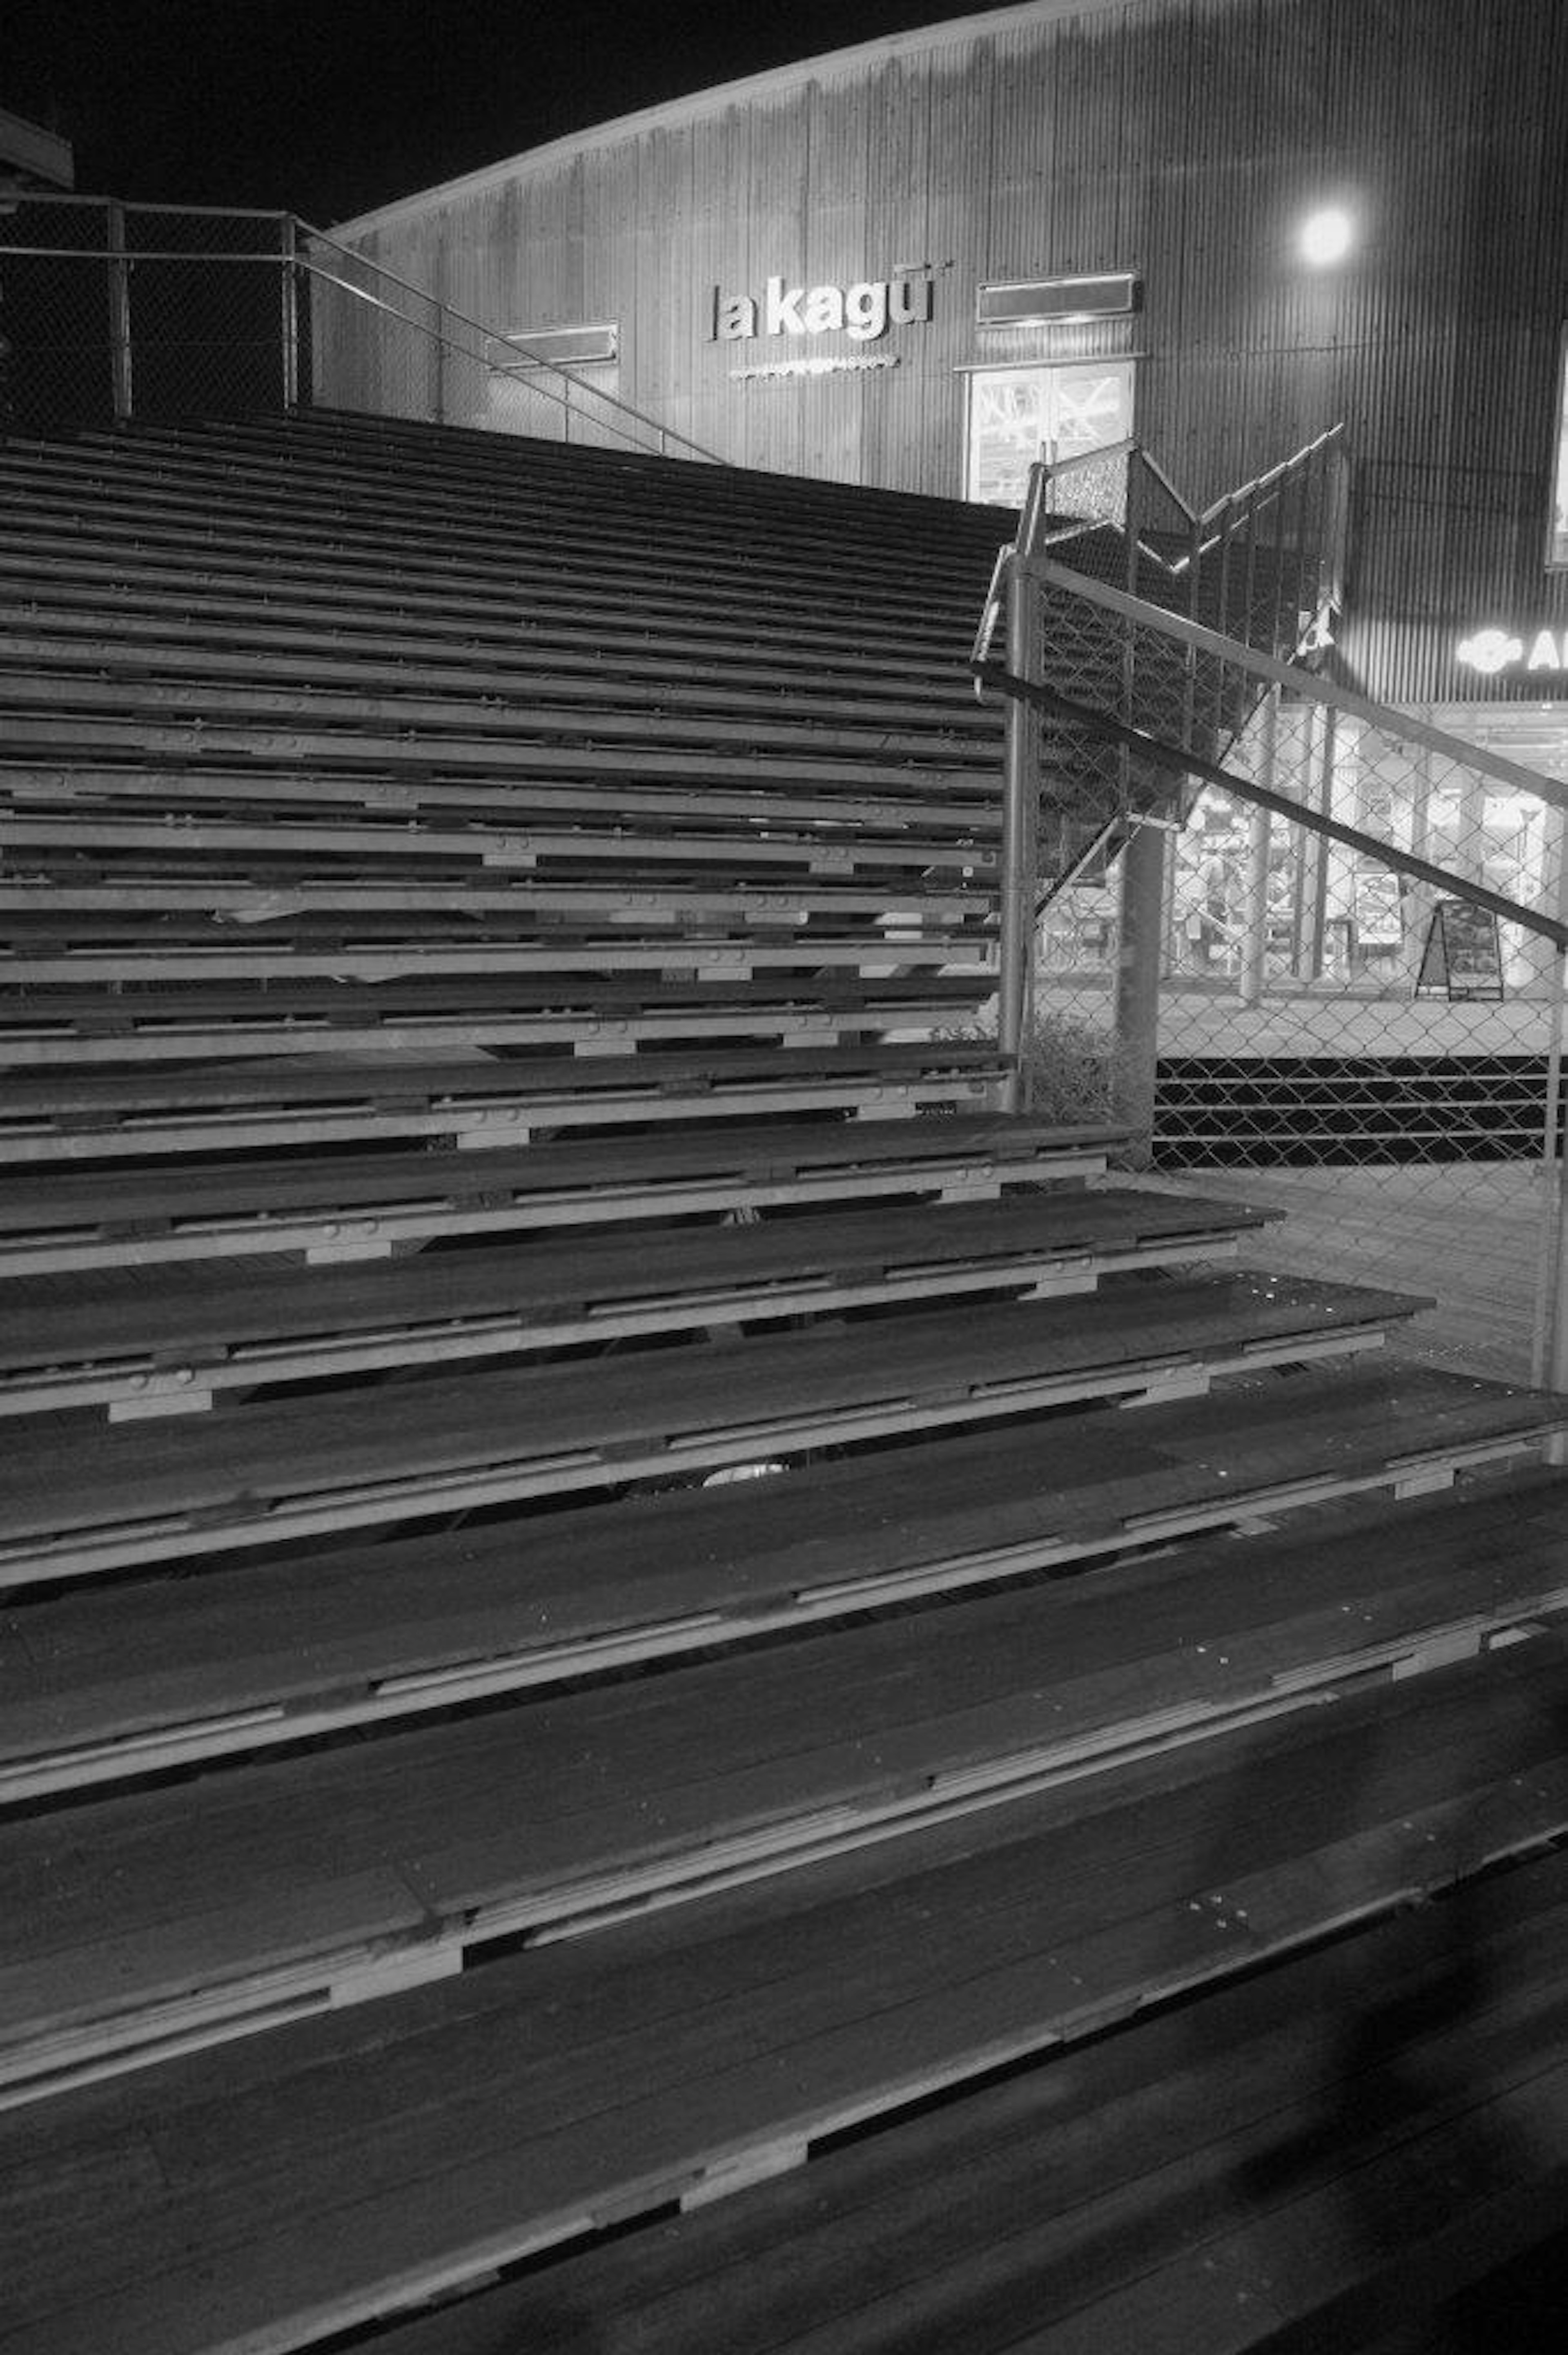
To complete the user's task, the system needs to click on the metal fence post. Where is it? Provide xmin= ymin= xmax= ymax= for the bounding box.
xmin=994 ymin=464 xmax=1051 ymax=1115
xmin=1109 ymin=450 xmax=1165 ymax=1168
xmin=279 ymin=216 xmax=300 ymax=410
xmin=1239 ymin=687 xmax=1278 ymax=1005
xmin=996 ymin=551 xmax=1040 ymax=1115
xmin=1534 ymin=832 xmax=1568 ymax=1426
xmin=105 ymin=200 xmax=133 ymax=423
xmin=1112 ymin=816 xmax=1165 ymax=1171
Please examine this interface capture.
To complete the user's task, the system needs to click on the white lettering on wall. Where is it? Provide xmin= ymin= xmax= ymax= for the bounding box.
xmin=710 ymin=267 xmax=933 ymax=345
xmin=1457 ymin=627 xmax=1567 ymax=676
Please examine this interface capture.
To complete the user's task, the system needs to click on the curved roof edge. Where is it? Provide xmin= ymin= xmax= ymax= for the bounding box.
xmin=327 ymin=0 xmax=1160 ymax=239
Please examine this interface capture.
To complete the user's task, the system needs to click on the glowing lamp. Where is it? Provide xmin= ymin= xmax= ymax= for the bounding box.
xmin=1300 ymin=207 xmax=1354 ymax=267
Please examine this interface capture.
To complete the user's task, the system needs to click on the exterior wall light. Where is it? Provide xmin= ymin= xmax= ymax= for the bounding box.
xmin=1300 ymin=207 xmax=1355 ymax=266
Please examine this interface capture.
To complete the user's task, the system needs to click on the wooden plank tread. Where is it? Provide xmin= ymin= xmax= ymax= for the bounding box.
xmin=2 ymin=1365 xmax=1557 ymax=1795
xmin=349 ymin=1848 xmax=1568 ymax=2355
xmin=2 ymin=1458 xmax=1567 ymax=2060
xmin=0 ymin=1276 xmax=1422 ymax=1574
xmin=1 ymin=1648 xmax=1563 ymax=2355
xmin=0 ymin=1189 xmax=1276 ymax=1389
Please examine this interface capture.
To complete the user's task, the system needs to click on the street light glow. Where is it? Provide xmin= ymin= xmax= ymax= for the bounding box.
xmin=1300 ymin=206 xmax=1354 ymax=266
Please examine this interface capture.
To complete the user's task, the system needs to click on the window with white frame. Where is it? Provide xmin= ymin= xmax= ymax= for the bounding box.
xmin=964 ymin=360 xmax=1135 ymax=507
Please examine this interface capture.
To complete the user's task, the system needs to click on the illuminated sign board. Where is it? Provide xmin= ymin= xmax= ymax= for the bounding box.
xmin=1456 ymin=626 xmax=1568 ymax=678
xmin=709 ymin=267 xmax=934 ymax=346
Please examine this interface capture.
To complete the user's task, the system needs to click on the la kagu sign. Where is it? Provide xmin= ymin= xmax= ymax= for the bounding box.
xmin=1456 ymin=626 xmax=1568 ymax=678
xmin=709 ymin=266 xmax=934 ymax=344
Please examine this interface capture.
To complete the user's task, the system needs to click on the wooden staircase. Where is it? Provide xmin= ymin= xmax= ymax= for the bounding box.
xmin=2 ymin=410 xmax=1567 ymax=2354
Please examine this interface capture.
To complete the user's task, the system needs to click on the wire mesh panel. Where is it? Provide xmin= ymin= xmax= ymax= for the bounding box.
xmin=1018 ymin=569 xmax=1566 ymax=1385
xmin=0 ymin=200 xmax=293 ymax=434
xmin=0 ymin=196 xmax=719 ymax=461
xmin=118 ymin=205 xmax=292 ymax=422
xmin=0 ymin=198 xmax=114 ymax=432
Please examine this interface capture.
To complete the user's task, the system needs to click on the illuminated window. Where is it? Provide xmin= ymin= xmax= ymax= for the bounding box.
xmin=1544 ymin=332 xmax=1554 ymax=565
xmin=964 ymin=361 xmax=1135 ymax=506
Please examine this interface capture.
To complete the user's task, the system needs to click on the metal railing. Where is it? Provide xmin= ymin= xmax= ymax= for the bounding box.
xmin=978 ymin=464 xmax=1568 ymax=1389
xmin=976 ymin=429 xmax=1352 ymax=1118
xmin=0 ymin=193 xmax=719 ymax=461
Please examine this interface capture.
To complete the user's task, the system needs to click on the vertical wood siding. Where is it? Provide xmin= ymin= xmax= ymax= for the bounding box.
xmin=332 ymin=0 xmax=1568 ymax=709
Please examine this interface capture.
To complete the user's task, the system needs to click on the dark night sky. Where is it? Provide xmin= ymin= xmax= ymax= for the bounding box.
xmin=2 ymin=1 xmax=994 ymax=225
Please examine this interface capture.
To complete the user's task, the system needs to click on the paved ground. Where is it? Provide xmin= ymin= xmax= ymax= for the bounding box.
xmin=1025 ymin=979 xmax=1568 ymax=1386
xmin=1155 ymin=1162 xmax=1561 ymax=1388
xmin=1040 ymin=977 xmax=1561 ymax=1060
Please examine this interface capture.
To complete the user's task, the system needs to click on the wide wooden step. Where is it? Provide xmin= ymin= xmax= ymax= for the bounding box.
xmin=0 ymin=1112 xmax=1111 ymax=1276
xmin=354 ymin=1843 xmax=1568 ymax=2355
xmin=0 ymin=439 xmax=1007 ymax=597
xmin=186 ymin=408 xmax=1020 ymax=558
xmin=0 ymin=1275 xmax=1420 ymax=1585
xmin=0 ymin=972 xmax=994 ymax=1067
xmin=0 ymin=1186 xmax=1270 ymax=1418
xmin=0 ymin=1040 xmax=1002 ymax=1161
xmin=0 ymin=489 xmax=993 ymax=642
xmin=73 ymin=411 xmax=1018 ymax=557
xmin=0 ymin=541 xmax=988 ymax=679
xmin=0 ymin=419 xmax=1014 ymax=576
xmin=0 ymin=707 xmax=1001 ymax=798
xmin=0 ymin=673 xmax=1002 ymax=780
xmin=0 ymin=628 xmax=1001 ymax=748
xmin=3 ymin=1463 xmax=1565 ymax=2100
xmin=0 ymin=532 xmax=991 ymax=677
xmin=4 ymin=1361 xmax=1550 ymax=1794
xmin=0 ymin=753 xmax=1001 ymax=840
xmin=2 ymin=1640 xmax=1563 ymax=2354
xmin=0 ymin=593 xmax=994 ymax=707
xmin=0 ymin=915 xmax=991 ymax=985
xmin=0 ymin=863 xmax=987 ymax=933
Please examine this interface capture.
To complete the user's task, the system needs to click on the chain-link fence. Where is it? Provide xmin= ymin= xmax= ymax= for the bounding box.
xmin=0 ymin=197 xmax=296 ymax=435
xmin=0 ymin=196 xmax=717 ymax=461
xmin=1012 ymin=555 xmax=1568 ymax=1387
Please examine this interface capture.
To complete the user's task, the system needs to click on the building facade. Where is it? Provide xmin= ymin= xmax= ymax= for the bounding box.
xmin=330 ymin=0 xmax=1568 ymax=981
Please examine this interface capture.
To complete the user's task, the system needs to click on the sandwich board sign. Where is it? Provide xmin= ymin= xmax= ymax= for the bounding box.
xmin=1415 ymin=899 xmax=1505 ymax=1001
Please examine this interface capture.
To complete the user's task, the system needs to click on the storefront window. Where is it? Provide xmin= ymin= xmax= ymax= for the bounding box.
xmin=965 ymin=361 xmax=1134 ymax=506
xmin=1544 ymin=332 xmax=1554 ymax=565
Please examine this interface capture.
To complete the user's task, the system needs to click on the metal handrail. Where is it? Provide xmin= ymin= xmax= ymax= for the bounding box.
xmin=0 ymin=194 xmax=722 ymax=463
xmin=983 ymin=425 xmax=1351 ymax=1111
xmin=1029 ymin=557 xmax=1561 ymax=809
xmin=296 ymin=236 xmax=721 ymax=464
xmin=1041 ymin=435 xmax=1138 ymax=481
xmin=1195 ymin=421 xmax=1344 ymax=529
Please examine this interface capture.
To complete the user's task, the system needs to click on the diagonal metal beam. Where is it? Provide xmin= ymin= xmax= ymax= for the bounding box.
xmin=972 ymin=658 xmax=1568 ymax=951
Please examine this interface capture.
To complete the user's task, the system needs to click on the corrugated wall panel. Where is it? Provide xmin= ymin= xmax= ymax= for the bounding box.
xmin=327 ymin=0 xmax=1568 ymax=708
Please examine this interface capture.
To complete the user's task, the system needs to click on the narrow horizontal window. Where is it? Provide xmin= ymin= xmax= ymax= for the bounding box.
xmin=977 ymin=273 xmax=1140 ymax=329
xmin=502 ymin=322 xmax=619 ymax=368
